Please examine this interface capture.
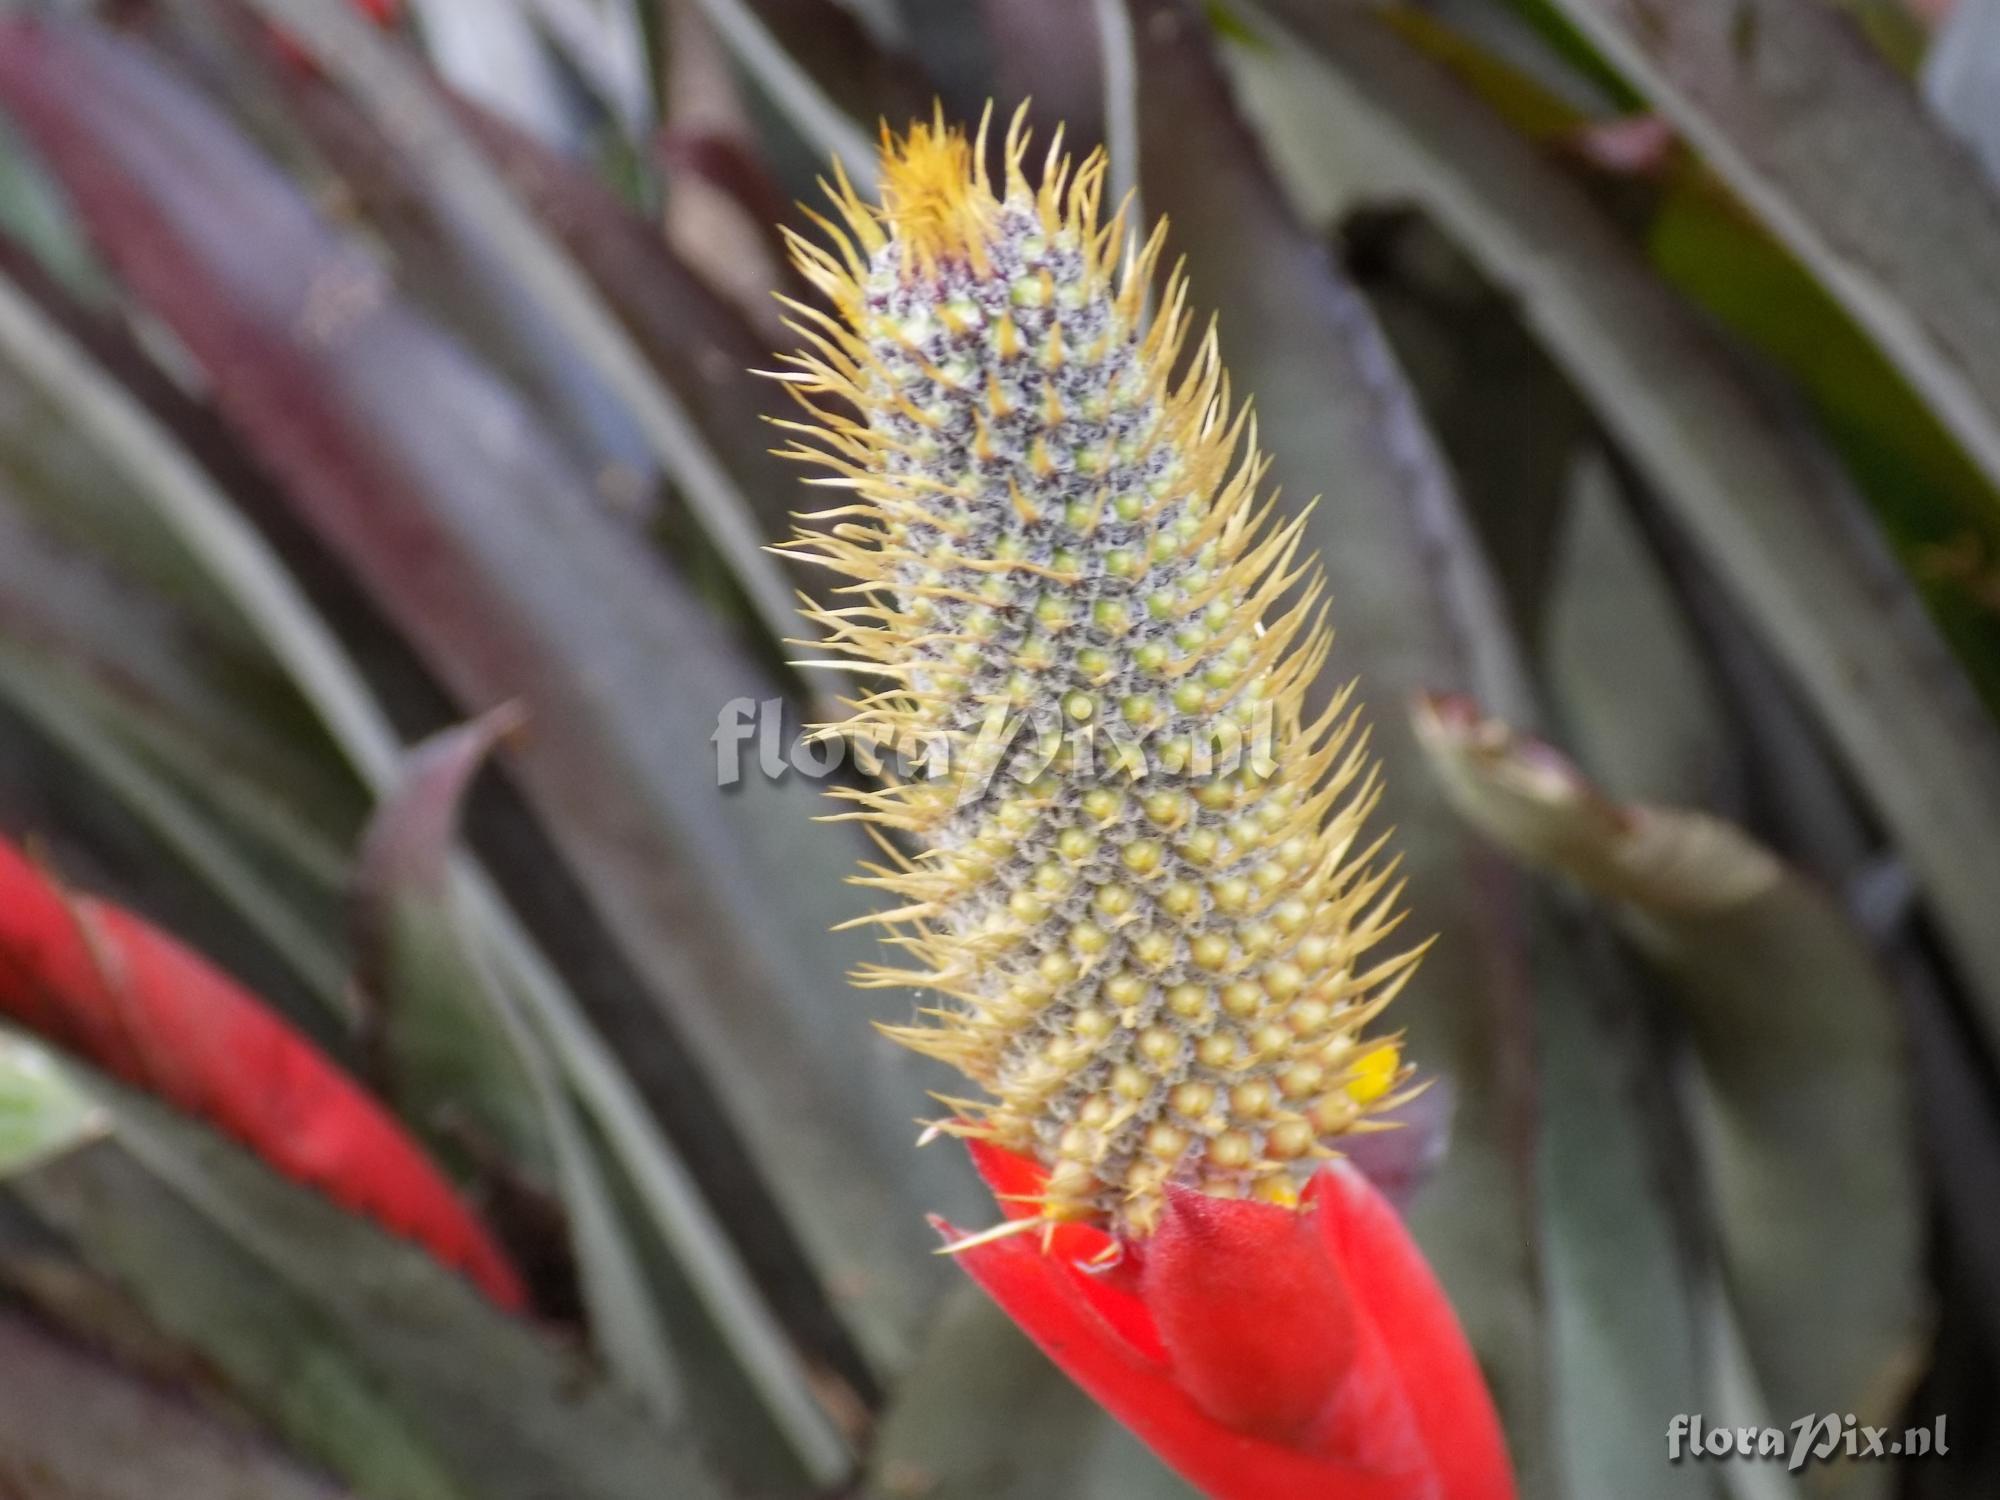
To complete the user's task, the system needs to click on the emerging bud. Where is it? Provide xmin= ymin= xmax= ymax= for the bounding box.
xmin=777 ymin=107 xmax=1421 ymax=1237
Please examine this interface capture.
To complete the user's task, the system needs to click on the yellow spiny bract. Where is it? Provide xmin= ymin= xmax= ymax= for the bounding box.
xmin=773 ymin=106 xmax=1421 ymax=1238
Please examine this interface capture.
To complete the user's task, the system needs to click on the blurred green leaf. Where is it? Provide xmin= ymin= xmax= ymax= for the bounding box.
xmin=0 ymin=1028 xmax=728 ymax=1500
xmin=0 ymin=314 xmax=298 ymax=662
xmin=1415 ymin=701 xmax=1929 ymax=1473
xmin=1645 ymin=184 xmax=2000 ymax=711
xmin=0 ymin=1028 xmax=103 ymax=1176
xmin=352 ymin=709 xmax=806 ymax=1485
xmin=0 ymin=459 xmax=365 ymax=838
xmin=0 ymin=204 xmax=407 ymax=800
xmin=1237 ymin=0 xmax=2000 ymax=1054
xmin=456 ymin=101 xmax=805 ymax=552
xmin=1 ymin=1065 xmax=461 ymax=1500
xmin=0 ymin=1309 xmax=354 ymax=1500
xmin=1339 ymin=212 xmax=1597 ymax=642
xmin=1347 ymin=5 xmax=2000 ymax=724
xmin=866 ymin=1287 xmax=1194 ymax=1500
xmin=1528 ymin=462 xmax=1751 ymax=1494
xmin=1374 ymin=5 xmax=2000 ymax=717
xmin=1529 ymin=904 xmax=1710 ymax=1500
xmin=0 ymin=1210 xmax=234 ymax=1406
xmin=1539 ymin=0 xmax=2000 ymax=507
xmin=1542 ymin=455 xmax=1733 ymax=812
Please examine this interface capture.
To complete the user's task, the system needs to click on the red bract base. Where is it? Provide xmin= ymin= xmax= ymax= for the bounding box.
xmin=937 ymin=1140 xmax=1516 ymax=1500
xmin=0 ymin=835 xmax=525 ymax=1310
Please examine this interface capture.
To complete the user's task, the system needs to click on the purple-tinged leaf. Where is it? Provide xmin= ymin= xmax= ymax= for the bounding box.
xmin=1339 ymin=1074 xmax=1455 ymax=1214
xmin=349 ymin=705 xmax=547 ymax=1174
xmin=0 ymin=15 xmax=974 ymax=1383
xmin=229 ymin=0 xmax=814 ymax=655
xmin=353 ymin=706 xmax=527 ymax=916
xmin=0 ymin=1309 xmax=354 ymax=1500
xmin=456 ymin=103 xmax=804 ymax=550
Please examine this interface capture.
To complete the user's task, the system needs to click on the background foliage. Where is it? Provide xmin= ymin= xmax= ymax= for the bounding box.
xmin=0 ymin=0 xmax=1994 ymax=1496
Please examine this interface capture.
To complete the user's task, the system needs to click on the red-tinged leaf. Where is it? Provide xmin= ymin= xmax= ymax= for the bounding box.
xmin=945 ymin=1145 xmax=1516 ymax=1500
xmin=0 ymin=833 xmax=526 ymax=1309
xmin=654 ymin=127 xmax=796 ymax=266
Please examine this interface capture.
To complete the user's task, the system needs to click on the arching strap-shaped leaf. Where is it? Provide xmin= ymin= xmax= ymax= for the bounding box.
xmin=1414 ymin=697 xmax=1929 ymax=1445
xmin=0 ymin=833 xmax=525 ymax=1308
xmin=0 ymin=1028 xmax=726 ymax=1500
xmin=1539 ymin=0 xmax=2000 ymax=504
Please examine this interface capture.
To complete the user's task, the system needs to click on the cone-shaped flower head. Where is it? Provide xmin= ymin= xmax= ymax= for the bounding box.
xmin=778 ymin=109 xmax=1421 ymax=1238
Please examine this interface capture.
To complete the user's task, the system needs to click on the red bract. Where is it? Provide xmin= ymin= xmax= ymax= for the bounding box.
xmin=0 ymin=835 xmax=526 ymax=1310
xmin=939 ymin=1141 xmax=1515 ymax=1500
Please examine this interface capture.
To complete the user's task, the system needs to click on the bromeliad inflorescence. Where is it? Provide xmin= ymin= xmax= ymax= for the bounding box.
xmin=773 ymin=108 xmax=1421 ymax=1242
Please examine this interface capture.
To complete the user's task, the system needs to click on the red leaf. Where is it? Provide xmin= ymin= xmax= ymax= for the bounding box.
xmin=0 ymin=834 xmax=526 ymax=1310
xmin=944 ymin=1145 xmax=1515 ymax=1500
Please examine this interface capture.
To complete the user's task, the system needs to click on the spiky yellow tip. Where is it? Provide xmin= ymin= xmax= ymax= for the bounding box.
xmin=876 ymin=112 xmax=989 ymax=272
xmin=774 ymin=106 xmax=1421 ymax=1238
